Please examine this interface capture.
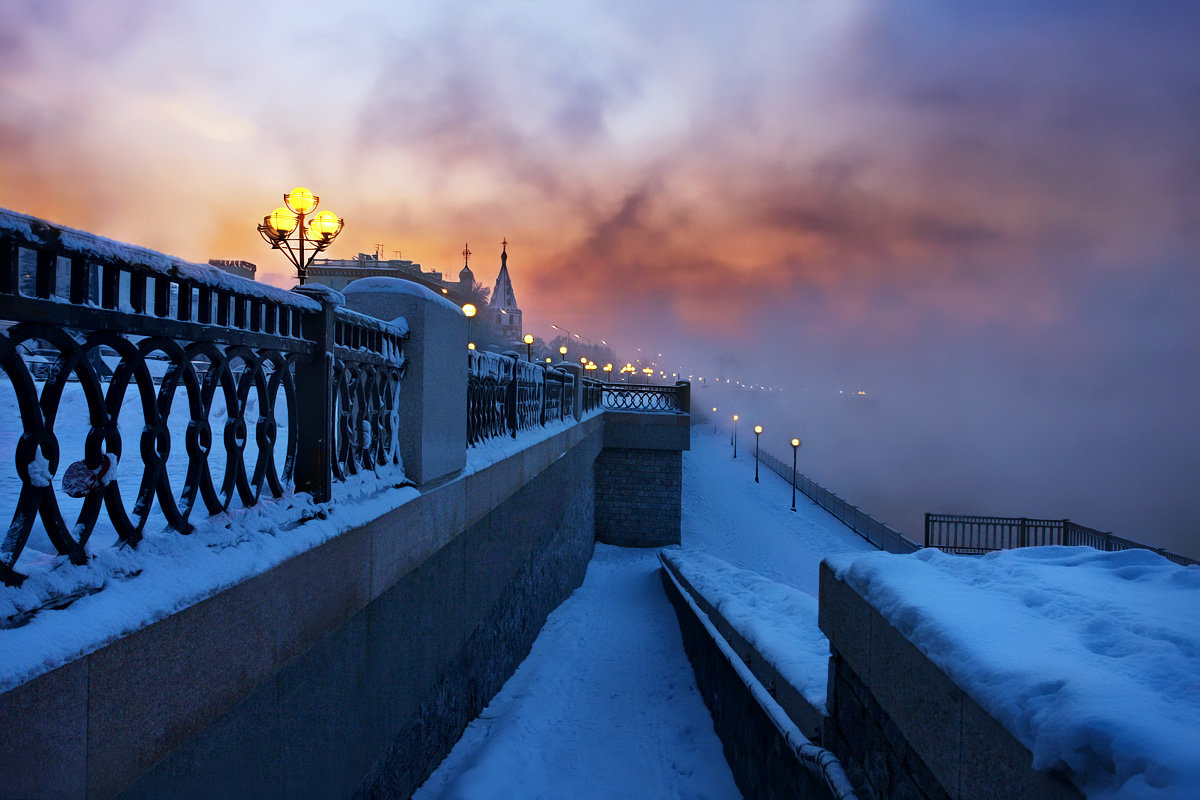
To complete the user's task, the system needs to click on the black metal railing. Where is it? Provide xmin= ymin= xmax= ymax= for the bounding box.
xmin=925 ymin=513 xmax=1198 ymax=565
xmin=602 ymin=381 xmax=690 ymax=412
xmin=0 ymin=208 xmax=407 ymax=586
xmin=581 ymin=377 xmax=603 ymax=413
xmin=467 ymin=351 xmax=578 ymax=447
xmin=759 ymin=450 xmax=919 ymax=554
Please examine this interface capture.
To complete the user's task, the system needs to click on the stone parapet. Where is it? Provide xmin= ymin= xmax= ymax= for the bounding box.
xmin=818 ymin=561 xmax=1083 ymax=800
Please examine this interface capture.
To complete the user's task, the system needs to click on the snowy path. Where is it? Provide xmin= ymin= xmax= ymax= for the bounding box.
xmin=419 ymin=427 xmax=876 ymax=798
xmin=415 ymin=546 xmax=742 ymax=800
xmin=683 ymin=428 xmax=877 ymax=596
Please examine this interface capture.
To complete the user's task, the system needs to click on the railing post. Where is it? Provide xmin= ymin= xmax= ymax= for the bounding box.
xmin=292 ymin=287 xmax=338 ymax=502
xmin=506 ymin=353 xmax=519 ymax=437
xmin=924 ymin=513 xmax=932 ymax=548
xmin=675 ymin=380 xmax=690 ymax=413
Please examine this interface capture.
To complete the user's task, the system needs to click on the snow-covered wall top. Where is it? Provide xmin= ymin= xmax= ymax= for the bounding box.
xmin=0 ymin=206 xmax=318 ymax=311
xmin=343 ymin=276 xmax=462 ymax=315
xmin=826 ymin=546 xmax=1200 ymax=800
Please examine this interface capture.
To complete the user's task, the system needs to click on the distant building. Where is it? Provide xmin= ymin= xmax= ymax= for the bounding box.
xmin=307 ymin=250 xmax=445 ymax=293
xmin=207 ymin=259 xmax=256 ymax=280
xmin=484 ymin=239 xmax=522 ymax=342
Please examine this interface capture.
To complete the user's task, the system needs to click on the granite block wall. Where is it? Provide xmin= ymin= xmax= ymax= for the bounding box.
xmin=594 ymin=447 xmax=681 ymax=547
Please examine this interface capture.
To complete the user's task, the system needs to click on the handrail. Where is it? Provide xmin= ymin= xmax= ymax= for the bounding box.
xmin=758 ymin=449 xmax=919 ymax=554
xmin=0 ymin=209 xmax=407 ymax=586
xmin=601 ymin=381 xmax=689 ymax=413
xmin=925 ymin=513 xmax=1198 ymax=565
xmin=467 ymin=351 xmax=576 ymax=446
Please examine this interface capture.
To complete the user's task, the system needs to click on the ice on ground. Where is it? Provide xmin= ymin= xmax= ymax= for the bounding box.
xmin=682 ymin=428 xmax=876 ymax=596
xmin=415 ymin=545 xmax=741 ymax=800
xmin=827 ymin=546 xmax=1200 ymax=800
xmin=663 ymin=548 xmax=830 ymax=712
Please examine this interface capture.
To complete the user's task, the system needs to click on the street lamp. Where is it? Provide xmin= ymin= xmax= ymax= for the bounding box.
xmin=790 ymin=438 xmax=801 ymax=511
xmin=732 ymin=414 xmax=739 ymax=459
xmin=523 ymin=333 xmax=534 ymax=361
xmin=753 ymin=425 xmax=763 ymax=483
xmin=559 ymin=345 xmax=568 ymax=360
xmin=463 ymin=303 xmax=477 ymax=348
xmin=257 ymin=186 xmax=343 ymax=285
xmin=603 ymin=363 xmax=613 ymax=382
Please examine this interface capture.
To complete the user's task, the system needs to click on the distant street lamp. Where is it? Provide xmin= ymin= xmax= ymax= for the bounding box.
xmin=462 ymin=303 xmax=477 ymax=348
xmin=603 ymin=363 xmax=613 ymax=382
xmin=790 ymin=438 xmax=801 ymax=511
xmin=559 ymin=345 xmax=568 ymax=360
xmin=733 ymin=414 xmax=739 ymax=459
xmin=257 ymin=186 xmax=343 ymax=285
xmin=523 ymin=333 xmax=534 ymax=361
xmin=753 ymin=425 xmax=763 ymax=483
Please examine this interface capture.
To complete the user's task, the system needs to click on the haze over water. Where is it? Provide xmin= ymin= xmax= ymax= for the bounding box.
xmin=2 ymin=1 xmax=1197 ymax=557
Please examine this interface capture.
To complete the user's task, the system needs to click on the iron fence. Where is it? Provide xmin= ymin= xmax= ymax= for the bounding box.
xmin=467 ymin=350 xmax=578 ymax=446
xmin=0 ymin=208 xmax=407 ymax=586
xmin=759 ymin=450 xmax=919 ymax=554
xmin=601 ymin=381 xmax=690 ymax=413
xmin=925 ymin=513 xmax=1198 ymax=565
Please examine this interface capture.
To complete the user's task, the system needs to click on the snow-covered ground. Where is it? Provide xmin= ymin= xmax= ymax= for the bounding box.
xmin=414 ymin=546 xmax=742 ymax=800
xmin=829 ymin=546 xmax=1200 ymax=800
xmin=418 ymin=428 xmax=871 ymax=797
xmin=682 ymin=427 xmax=877 ymax=595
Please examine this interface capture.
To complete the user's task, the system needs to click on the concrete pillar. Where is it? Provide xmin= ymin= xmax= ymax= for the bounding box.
xmin=343 ymin=278 xmax=466 ymax=485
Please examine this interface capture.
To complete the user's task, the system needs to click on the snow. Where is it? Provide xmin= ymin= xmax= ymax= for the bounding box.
xmin=414 ymin=546 xmax=742 ymax=800
xmin=661 ymin=548 xmax=830 ymax=712
xmin=0 ymin=206 xmax=319 ymax=310
xmin=423 ymin=429 xmax=872 ymax=796
xmin=0 ymin=465 xmax=418 ymax=694
xmin=342 ymin=276 xmax=462 ymax=314
xmin=682 ymin=427 xmax=877 ymax=596
xmin=826 ymin=546 xmax=1200 ymax=800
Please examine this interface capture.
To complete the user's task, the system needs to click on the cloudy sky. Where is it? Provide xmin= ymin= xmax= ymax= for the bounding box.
xmin=3 ymin=1 xmax=1198 ymax=551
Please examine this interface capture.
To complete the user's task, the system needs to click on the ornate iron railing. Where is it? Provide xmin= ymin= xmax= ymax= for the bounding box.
xmin=601 ymin=381 xmax=690 ymax=412
xmin=581 ymin=377 xmax=603 ymax=413
xmin=0 ymin=208 xmax=407 ymax=586
xmin=760 ymin=450 xmax=919 ymax=554
xmin=467 ymin=351 xmax=577 ymax=447
xmin=925 ymin=513 xmax=1198 ymax=565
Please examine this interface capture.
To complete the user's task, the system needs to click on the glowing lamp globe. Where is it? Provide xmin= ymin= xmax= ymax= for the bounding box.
xmin=306 ymin=210 xmax=343 ymax=243
xmin=754 ymin=425 xmax=763 ymax=434
xmin=285 ymin=186 xmax=317 ymax=215
xmin=266 ymin=207 xmax=298 ymax=236
xmin=462 ymin=303 xmax=477 ymax=318
xmin=791 ymin=438 xmax=800 ymax=447
xmin=523 ymin=334 xmax=534 ymax=345
xmin=733 ymin=414 xmax=739 ymax=421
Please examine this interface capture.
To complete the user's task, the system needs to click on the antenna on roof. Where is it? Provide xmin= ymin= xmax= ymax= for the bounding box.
xmin=463 ymin=242 xmax=471 ymax=266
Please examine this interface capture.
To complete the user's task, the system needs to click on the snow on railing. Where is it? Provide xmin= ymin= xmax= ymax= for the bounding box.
xmin=467 ymin=350 xmax=576 ymax=446
xmin=0 ymin=209 xmax=408 ymax=586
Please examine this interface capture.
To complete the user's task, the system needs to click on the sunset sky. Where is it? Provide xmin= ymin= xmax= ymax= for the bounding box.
xmin=3 ymin=1 xmax=1199 ymax=549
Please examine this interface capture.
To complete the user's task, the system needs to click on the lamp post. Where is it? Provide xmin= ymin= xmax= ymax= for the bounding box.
xmin=753 ymin=425 xmax=763 ymax=483
xmin=603 ymin=363 xmax=613 ymax=383
xmin=523 ymin=333 xmax=534 ymax=362
xmin=733 ymin=414 xmax=739 ymax=459
xmin=462 ymin=303 xmax=477 ymax=348
xmin=559 ymin=345 xmax=568 ymax=361
xmin=257 ymin=186 xmax=343 ymax=285
xmin=790 ymin=438 xmax=801 ymax=511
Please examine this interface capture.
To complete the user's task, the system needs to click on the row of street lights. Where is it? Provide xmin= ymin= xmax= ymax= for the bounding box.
xmin=725 ymin=412 xmax=803 ymax=512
